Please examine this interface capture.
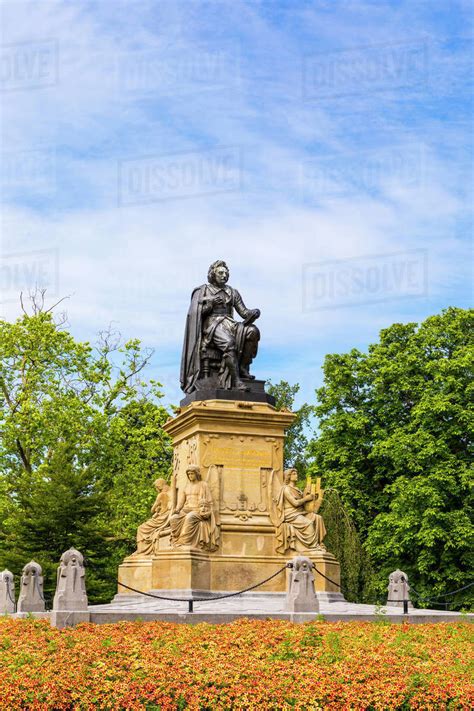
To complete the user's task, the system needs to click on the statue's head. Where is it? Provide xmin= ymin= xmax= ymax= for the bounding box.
xmin=208 ymin=260 xmax=229 ymax=287
xmin=283 ymin=468 xmax=298 ymax=484
xmin=154 ymin=477 xmax=167 ymax=491
xmin=186 ymin=465 xmax=201 ymax=482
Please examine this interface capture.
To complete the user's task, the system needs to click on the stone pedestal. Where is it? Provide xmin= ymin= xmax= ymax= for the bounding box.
xmin=286 ymin=556 xmax=319 ymax=613
xmin=118 ymin=399 xmax=341 ymax=598
xmin=51 ymin=548 xmax=90 ymax=629
xmin=0 ymin=570 xmax=15 ymax=615
xmin=17 ymin=561 xmax=46 ymax=613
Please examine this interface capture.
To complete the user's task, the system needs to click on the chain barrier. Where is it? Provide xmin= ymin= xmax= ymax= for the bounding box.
xmin=118 ymin=563 xmax=472 ymax=615
xmin=118 ymin=563 xmax=290 ymax=613
xmin=312 ymin=565 xmax=347 ymax=595
xmin=313 ymin=567 xmax=472 ymax=613
xmin=409 ymin=580 xmax=474 ymax=605
xmin=6 ymin=562 xmax=471 ymax=615
xmin=313 ymin=566 xmax=409 ymax=612
xmin=41 ymin=595 xmax=53 ymax=611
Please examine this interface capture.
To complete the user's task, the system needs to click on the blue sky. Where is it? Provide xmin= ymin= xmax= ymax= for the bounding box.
xmin=0 ymin=0 xmax=472 ymax=407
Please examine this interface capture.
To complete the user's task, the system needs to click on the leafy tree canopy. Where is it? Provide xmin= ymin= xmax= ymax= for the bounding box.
xmin=266 ymin=380 xmax=312 ymax=476
xmin=0 ymin=294 xmax=171 ymax=602
xmin=308 ymin=307 xmax=473 ymax=609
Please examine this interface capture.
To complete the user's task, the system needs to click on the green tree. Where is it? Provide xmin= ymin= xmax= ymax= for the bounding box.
xmin=266 ymin=380 xmax=312 ymax=476
xmin=318 ymin=490 xmax=377 ymax=603
xmin=267 ymin=379 xmax=375 ymax=600
xmin=0 ymin=294 xmax=171 ymax=603
xmin=100 ymin=397 xmax=172 ymax=581
xmin=308 ymin=307 xmax=473 ymax=609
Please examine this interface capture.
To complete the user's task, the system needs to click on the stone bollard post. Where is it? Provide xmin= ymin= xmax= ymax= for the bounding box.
xmin=286 ymin=556 xmax=320 ymax=614
xmin=51 ymin=547 xmax=90 ymax=628
xmin=17 ymin=561 xmax=46 ymax=613
xmin=0 ymin=570 xmax=15 ymax=614
xmin=387 ymin=569 xmax=413 ymax=610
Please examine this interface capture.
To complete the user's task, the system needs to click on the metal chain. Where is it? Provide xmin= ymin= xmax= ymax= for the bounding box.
xmin=410 ymin=580 xmax=474 ymax=603
xmin=196 ymin=564 xmax=290 ymax=601
xmin=116 ymin=585 xmax=195 ymax=602
xmin=312 ymin=565 xmax=347 ymax=594
xmin=118 ymin=563 xmax=290 ymax=603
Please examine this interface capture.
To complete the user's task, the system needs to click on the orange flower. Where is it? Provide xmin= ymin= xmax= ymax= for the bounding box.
xmin=0 ymin=618 xmax=472 ymax=710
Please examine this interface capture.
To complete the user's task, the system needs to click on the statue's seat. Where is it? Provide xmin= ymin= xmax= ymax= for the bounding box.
xmin=200 ymin=345 xmax=221 ymax=378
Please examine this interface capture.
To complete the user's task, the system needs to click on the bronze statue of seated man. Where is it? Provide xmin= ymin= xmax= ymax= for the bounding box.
xmin=180 ymin=260 xmax=260 ymax=393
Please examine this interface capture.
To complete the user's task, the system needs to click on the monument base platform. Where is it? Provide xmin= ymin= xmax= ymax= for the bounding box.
xmin=118 ymin=548 xmax=341 ymax=597
xmin=90 ymin=593 xmax=472 ymax=626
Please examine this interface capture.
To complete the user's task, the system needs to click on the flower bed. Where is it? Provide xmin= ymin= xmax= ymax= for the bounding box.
xmin=0 ymin=618 xmax=472 ymax=710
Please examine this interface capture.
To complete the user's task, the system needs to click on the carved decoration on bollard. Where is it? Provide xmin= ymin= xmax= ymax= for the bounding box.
xmin=286 ymin=556 xmax=320 ymax=613
xmin=17 ymin=561 xmax=45 ymax=613
xmin=387 ymin=569 xmax=413 ymax=609
xmin=0 ymin=569 xmax=15 ymax=614
xmin=51 ymin=548 xmax=90 ymax=628
xmin=53 ymin=548 xmax=88 ymax=611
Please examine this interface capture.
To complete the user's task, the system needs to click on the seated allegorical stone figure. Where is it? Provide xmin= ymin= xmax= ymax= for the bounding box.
xmin=180 ymin=259 xmax=261 ymax=393
xmin=133 ymin=478 xmax=171 ymax=556
xmin=275 ymin=468 xmax=327 ymax=554
xmin=169 ymin=465 xmax=219 ymax=551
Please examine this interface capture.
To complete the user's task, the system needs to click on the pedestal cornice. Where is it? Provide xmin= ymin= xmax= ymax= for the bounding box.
xmin=163 ymin=399 xmax=295 ymax=442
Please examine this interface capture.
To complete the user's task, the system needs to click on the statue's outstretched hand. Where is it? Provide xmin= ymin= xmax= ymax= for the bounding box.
xmin=252 ymin=308 xmax=261 ymax=319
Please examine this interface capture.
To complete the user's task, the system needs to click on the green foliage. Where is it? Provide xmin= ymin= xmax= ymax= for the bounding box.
xmin=266 ymin=380 xmax=313 ymax=476
xmin=319 ymin=489 xmax=377 ymax=603
xmin=308 ymin=307 xmax=474 ymax=609
xmin=0 ymin=296 xmax=172 ymax=602
xmin=267 ymin=379 xmax=378 ymax=598
xmin=99 ymin=397 xmax=172 ymax=580
xmin=267 ymin=379 xmax=376 ymax=598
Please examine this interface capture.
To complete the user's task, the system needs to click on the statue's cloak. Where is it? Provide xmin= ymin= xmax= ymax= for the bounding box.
xmin=180 ymin=284 xmax=206 ymax=393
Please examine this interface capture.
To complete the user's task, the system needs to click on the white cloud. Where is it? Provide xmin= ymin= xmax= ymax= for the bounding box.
xmin=0 ymin=0 xmax=471 ymax=405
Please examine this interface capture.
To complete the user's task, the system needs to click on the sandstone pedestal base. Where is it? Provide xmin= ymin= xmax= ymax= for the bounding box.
xmin=118 ymin=399 xmax=342 ymax=601
xmin=118 ymin=548 xmax=342 ymax=600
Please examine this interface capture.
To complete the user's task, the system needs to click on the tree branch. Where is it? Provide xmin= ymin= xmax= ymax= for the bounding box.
xmin=16 ymin=437 xmax=32 ymax=473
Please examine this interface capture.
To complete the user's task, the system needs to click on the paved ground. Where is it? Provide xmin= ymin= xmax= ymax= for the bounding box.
xmin=87 ymin=592 xmax=472 ymax=625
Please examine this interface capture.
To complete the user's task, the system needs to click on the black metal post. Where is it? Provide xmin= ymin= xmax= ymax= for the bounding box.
xmin=188 ymin=599 xmax=193 ymax=613
xmin=403 ymin=599 xmax=408 ymax=615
